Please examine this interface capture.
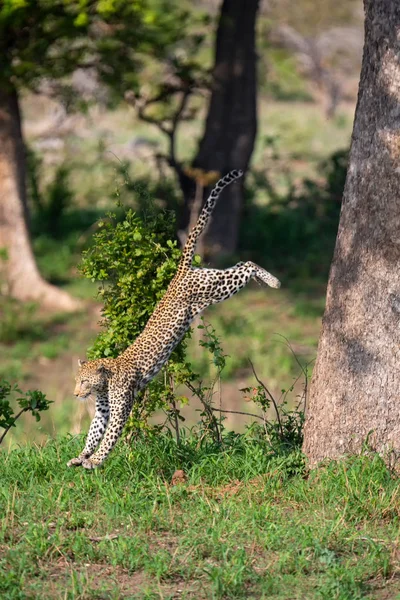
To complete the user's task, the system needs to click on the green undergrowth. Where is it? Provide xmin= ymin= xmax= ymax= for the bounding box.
xmin=1 ymin=434 xmax=399 ymax=599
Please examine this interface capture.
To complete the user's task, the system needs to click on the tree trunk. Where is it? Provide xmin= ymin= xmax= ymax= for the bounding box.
xmin=180 ymin=0 xmax=259 ymax=258
xmin=0 ymin=85 xmax=81 ymax=311
xmin=303 ymin=0 xmax=400 ymax=466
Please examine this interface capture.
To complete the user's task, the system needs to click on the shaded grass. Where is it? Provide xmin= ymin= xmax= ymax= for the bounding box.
xmin=1 ymin=434 xmax=399 ymax=599
xmin=189 ymin=286 xmax=320 ymax=385
xmin=24 ymin=96 xmax=354 ymax=214
xmin=0 ymin=303 xmax=95 ymax=382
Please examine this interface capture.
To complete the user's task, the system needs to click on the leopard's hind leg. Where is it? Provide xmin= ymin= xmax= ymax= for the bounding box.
xmin=202 ymin=261 xmax=280 ymax=306
xmin=235 ymin=261 xmax=281 ymax=290
xmin=67 ymin=393 xmax=110 ymax=467
xmin=188 ymin=261 xmax=280 ymax=318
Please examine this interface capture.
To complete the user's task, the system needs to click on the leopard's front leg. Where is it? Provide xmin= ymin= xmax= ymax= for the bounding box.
xmin=67 ymin=393 xmax=109 ymax=467
xmin=81 ymin=388 xmax=134 ymax=469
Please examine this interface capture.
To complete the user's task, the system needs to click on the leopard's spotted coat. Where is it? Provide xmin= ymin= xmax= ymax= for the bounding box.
xmin=68 ymin=170 xmax=280 ymax=469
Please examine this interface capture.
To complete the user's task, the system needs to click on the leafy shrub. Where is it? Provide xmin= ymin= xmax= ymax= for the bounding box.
xmin=0 ymin=380 xmax=51 ymax=444
xmin=80 ymin=207 xmax=182 ymax=357
xmin=241 ymin=358 xmax=307 ymax=457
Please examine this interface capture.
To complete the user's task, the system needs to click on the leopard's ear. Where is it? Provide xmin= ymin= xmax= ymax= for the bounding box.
xmin=78 ymin=358 xmax=87 ymax=367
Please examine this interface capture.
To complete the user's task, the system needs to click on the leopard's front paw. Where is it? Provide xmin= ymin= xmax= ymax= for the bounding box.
xmin=82 ymin=457 xmax=101 ymax=470
xmin=67 ymin=456 xmax=85 ymax=467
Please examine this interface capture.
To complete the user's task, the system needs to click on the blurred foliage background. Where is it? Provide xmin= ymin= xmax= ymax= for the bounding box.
xmin=0 ymin=0 xmax=363 ymax=445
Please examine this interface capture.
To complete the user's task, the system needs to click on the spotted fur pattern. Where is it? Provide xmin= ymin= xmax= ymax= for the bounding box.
xmin=68 ymin=170 xmax=280 ymax=469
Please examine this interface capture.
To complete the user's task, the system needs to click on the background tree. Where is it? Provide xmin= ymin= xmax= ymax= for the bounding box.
xmin=129 ymin=0 xmax=259 ymax=258
xmin=302 ymin=0 xmax=400 ymax=466
xmin=182 ymin=0 xmax=259 ymax=257
xmin=0 ymin=0 xmax=185 ymax=310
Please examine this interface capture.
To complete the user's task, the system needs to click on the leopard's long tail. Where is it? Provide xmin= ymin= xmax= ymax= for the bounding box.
xmin=178 ymin=170 xmax=243 ymax=273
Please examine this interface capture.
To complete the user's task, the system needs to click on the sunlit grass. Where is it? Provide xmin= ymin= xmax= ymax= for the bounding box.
xmin=0 ymin=434 xmax=399 ymax=599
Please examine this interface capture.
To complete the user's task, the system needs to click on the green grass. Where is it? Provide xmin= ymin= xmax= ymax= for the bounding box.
xmin=1 ymin=433 xmax=399 ymax=599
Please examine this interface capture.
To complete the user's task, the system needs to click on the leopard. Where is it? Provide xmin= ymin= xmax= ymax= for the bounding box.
xmin=68 ymin=169 xmax=281 ymax=469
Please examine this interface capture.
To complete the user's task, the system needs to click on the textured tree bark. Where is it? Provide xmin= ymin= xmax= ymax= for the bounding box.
xmin=180 ymin=0 xmax=259 ymax=257
xmin=0 ymin=85 xmax=81 ymax=311
xmin=303 ymin=0 xmax=400 ymax=466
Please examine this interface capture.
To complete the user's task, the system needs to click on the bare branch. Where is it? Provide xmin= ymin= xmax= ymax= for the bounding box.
xmin=211 ymin=407 xmax=265 ymax=421
xmin=248 ymin=359 xmax=284 ymax=437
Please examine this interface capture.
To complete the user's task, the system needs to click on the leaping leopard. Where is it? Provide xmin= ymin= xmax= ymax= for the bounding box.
xmin=68 ymin=170 xmax=280 ymax=469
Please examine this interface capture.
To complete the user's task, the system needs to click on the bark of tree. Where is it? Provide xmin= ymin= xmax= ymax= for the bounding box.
xmin=0 ymin=85 xmax=81 ymax=311
xmin=303 ymin=0 xmax=400 ymax=466
xmin=179 ymin=0 xmax=259 ymax=257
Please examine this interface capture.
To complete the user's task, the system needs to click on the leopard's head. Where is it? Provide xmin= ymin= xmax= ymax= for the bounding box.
xmin=74 ymin=359 xmax=111 ymax=399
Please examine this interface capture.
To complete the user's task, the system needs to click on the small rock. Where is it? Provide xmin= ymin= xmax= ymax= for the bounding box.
xmin=171 ymin=469 xmax=187 ymax=486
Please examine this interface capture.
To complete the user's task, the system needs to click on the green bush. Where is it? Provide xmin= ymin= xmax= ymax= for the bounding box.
xmin=0 ymin=380 xmax=51 ymax=444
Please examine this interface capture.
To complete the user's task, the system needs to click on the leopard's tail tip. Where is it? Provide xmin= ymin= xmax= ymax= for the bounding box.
xmin=270 ymin=277 xmax=281 ymax=289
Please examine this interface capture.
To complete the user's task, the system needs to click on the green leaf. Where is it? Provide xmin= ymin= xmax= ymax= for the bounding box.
xmin=74 ymin=12 xmax=88 ymax=27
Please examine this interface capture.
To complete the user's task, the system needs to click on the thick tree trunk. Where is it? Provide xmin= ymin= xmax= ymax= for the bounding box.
xmin=303 ymin=0 xmax=400 ymax=466
xmin=180 ymin=0 xmax=259 ymax=257
xmin=0 ymin=85 xmax=81 ymax=311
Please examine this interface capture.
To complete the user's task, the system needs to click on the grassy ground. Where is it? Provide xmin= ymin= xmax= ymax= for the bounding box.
xmin=1 ymin=433 xmax=399 ymax=599
xmin=23 ymin=96 xmax=355 ymax=211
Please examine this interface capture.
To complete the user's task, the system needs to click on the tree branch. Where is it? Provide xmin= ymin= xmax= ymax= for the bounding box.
xmin=211 ymin=407 xmax=264 ymax=421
